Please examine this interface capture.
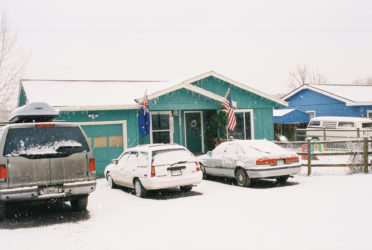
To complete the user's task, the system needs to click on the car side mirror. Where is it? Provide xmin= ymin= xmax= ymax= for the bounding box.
xmin=112 ymin=159 xmax=119 ymax=164
xmin=207 ymin=151 xmax=212 ymax=157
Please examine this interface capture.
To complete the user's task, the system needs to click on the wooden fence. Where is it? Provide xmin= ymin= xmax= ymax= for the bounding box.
xmin=275 ymin=138 xmax=372 ymax=176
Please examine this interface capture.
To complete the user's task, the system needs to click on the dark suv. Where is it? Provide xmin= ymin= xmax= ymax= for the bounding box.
xmin=0 ymin=103 xmax=96 ymax=219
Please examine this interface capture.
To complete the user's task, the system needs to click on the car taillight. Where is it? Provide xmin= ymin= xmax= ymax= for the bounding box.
xmin=35 ymin=123 xmax=55 ymax=127
xmin=89 ymin=159 xmax=96 ymax=173
xmin=151 ymin=166 xmax=156 ymax=177
xmin=0 ymin=165 xmax=6 ymax=181
xmin=256 ymin=158 xmax=277 ymax=166
xmin=195 ymin=162 xmax=200 ymax=171
xmin=285 ymin=156 xmax=299 ymax=164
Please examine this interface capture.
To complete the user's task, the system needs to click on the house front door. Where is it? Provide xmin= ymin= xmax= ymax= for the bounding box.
xmin=184 ymin=111 xmax=204 ymax=154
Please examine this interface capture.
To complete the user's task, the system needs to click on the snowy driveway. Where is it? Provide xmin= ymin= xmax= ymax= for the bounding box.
xmin=2 ymin=173 xmax=372 ymax=250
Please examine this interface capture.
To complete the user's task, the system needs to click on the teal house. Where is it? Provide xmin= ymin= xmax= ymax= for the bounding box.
xmin=18 ymin=71 xmax=287 ymax=176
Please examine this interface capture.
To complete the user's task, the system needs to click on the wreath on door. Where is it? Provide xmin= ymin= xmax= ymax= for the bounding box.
xmin=188 ymin=119 xmax=200 ymax=131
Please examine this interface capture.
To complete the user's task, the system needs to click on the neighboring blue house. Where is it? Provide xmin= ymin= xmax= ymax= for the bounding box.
xmin=280 ymin=84 xmax=372 ymax=119
xmin=274 ymin=84 xmax=372 ymax=141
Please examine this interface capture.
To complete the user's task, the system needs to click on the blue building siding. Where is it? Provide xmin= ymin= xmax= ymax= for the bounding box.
xmin=285 ymin=89 xmax=372 ymax=117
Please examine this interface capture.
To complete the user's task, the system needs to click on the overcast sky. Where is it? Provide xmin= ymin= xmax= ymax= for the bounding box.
xmin=2 ymin=0 xmax=372 ymax=95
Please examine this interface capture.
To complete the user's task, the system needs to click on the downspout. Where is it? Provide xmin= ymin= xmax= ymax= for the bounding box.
xmin=178 ymin=109 xmax=183 ymax=146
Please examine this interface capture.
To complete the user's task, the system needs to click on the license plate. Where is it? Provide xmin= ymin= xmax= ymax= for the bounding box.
xmin=41 ymin=186 xmax=58 ymax=195
xmin=277 ymin=159 xmax=285 ymax=165
xmin=171 ymin=170 xmax=182 ymax=176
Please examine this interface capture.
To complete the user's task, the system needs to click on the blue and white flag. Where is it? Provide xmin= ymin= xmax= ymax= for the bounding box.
xmin=138 ymin=90 xmax=150 ymax=137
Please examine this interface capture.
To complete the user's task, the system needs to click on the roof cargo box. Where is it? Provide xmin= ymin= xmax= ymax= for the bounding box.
xmin=9 ymin=102 xmax=59 ymax=123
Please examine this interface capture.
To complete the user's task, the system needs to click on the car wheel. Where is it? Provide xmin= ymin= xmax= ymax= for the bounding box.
xmin=134 ymin=179 xmax=147 ymax=198
xmin=107 ymin=173 xmax=116 ymax=189
xmin=0 ymin=201 xmax=5 ymax=220
xmin=200 ymin=163 xmax=207 ymax=179
xmin=70 ymin=195 xmax=88 ymax=211
xmin=235 ymin=168 xmax=252 ymax=187
xmin=180 ymin=185 xmax=193 ymax=192
xmin=276 ymin=175 xmax=289 ymax=185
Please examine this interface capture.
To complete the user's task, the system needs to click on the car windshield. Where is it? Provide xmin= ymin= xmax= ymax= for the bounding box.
xmin=152 ymin=148 xmax=195 ymax=166
xmin=3 ymin=126 xmax=90 ymax=158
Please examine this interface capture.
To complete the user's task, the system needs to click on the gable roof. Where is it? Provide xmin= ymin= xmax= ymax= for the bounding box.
xmin=282 ymin=84 xmax=372 ymax=106
xmin=141 ymin=71 xmax=287 ymax=107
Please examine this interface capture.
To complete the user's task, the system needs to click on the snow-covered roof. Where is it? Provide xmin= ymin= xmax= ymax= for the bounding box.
xmin=273 ymin=109 xmax=296 ymax=117
xmin=21 ymin=80 xmax=173 ymax=110
xmin=21 ymin=71 xmax=286 ymax=111
xmin=282 ymin=84 xmax=372 ymax=106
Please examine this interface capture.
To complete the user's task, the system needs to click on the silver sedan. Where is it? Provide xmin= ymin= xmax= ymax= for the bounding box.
xmin=197 ymin=140 xmax=301 ymax=187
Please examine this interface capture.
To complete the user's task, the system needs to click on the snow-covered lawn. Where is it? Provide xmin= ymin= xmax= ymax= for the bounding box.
xmin=2 ymin=170 xmax=372 ymax=250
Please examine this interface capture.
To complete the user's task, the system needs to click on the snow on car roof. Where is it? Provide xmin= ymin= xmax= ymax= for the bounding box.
xmin=21 ymin=80 xmax=174 ymax=109
xmin=227 ymin=139 xmax=290 ymax=154
xmin=130 ymin=143 xmax=186 ymax=152
xmin=310 ymin=116 xmax=372 ymax=122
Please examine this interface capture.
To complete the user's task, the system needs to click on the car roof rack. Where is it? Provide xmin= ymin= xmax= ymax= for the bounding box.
xmin=9 ymin=102 xmax=59 ymax=124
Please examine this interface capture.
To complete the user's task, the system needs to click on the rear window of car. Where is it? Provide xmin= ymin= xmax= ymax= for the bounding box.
xmin=3 ymin=126 xmax=90 ymax=157
xmin=152 ymin=148 xmax=195 ymax=166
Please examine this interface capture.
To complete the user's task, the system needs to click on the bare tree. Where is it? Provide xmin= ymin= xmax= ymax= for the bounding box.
xmin=0 ymin=13 xmax=27 ymax=119
xmin=353 ymin=76 xmax=372 ymax=85
xmin=288 ymin=64 xmax=327 ymax=89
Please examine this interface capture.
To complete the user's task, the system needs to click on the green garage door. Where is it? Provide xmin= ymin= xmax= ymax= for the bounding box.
xmin=81 ymin=124 xmax=125 ymax=177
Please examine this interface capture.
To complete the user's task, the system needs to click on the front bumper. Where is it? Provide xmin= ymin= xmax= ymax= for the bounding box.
xmin=141 ymin=172 xmax=203 ymax=190
xmin=246 ymin=164 xmax=301 ymax=178
xmin=0 ymin=180 xmax=96 ymax=202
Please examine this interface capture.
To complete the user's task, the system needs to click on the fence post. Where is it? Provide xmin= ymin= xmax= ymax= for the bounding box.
xmin=357 ymin=128 xmax=360 ymax=138
xmin=307 ymin=139 xmax=311 ymax=176
xmin=364 ymin=137 xmax=368 ymax=173
xmin=294 ymin=127 xmax=297 ymax=141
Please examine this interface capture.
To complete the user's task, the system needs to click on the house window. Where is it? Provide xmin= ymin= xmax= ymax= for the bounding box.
xmin=367 ymin=110 xmax=372 ymax=118
xmin=151 ymin=111 xmax=173 ymax=144
xmin=227 ymin=110 xmax=253 ymax=140
xmin=306 ymin=111 xmax=316 ymax=119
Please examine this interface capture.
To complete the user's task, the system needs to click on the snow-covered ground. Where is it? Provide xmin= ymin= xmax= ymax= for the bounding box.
xmin=2 ymin=169 xmax=372 ymax=250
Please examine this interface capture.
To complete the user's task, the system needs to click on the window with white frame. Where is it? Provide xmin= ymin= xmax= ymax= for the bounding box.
xmin=150 ymin=111 xmax=173 ymax=144
xmin=306 ymin=111 xmax=316 ymax=119
xmin=226 ymin=110 xmax=253 ymax=140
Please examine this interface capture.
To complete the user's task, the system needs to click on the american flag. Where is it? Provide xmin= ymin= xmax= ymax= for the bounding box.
xmin=222 ymin=93 xmax=237 ymax=131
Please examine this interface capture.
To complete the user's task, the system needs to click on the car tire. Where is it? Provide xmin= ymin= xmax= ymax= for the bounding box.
xmin=235 ymin=168 xmax=252 ymax=187
xmin=134 ymin=179 xmax=147 ymax=198
xmin=107 ymin=173 xmax=116 ymax=189
xmin=276 ymin=175 xmax=289 ymax=185
xmin=70 ymin=195 xmax=88 ymax=211
xmin=200 ymin=163 xmax=207 ymax=179
xmin=180 ymin=185 xmax=193 ymax=192
xmin=0 ymin=201 xmax=5 ymax=220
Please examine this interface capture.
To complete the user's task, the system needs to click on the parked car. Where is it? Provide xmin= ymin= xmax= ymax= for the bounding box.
xmin=104 ymin=144 xmax=202 ymax=197
xmin=197 ymin=140 xmax=301 ymax=187
xmin=0 ymin=103 xmax=96 ymax=219
xmin=306 ymin=116 xmax=372 ymax=141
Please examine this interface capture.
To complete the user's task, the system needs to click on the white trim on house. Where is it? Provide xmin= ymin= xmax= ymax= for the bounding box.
xmin=77 ymin=120 xmax=128 ymax=150
xmin=225 ymin=108 xmax=255 ymax=140
xmin=184 ymin=111 xmax=204 ymax=153
xmin=281 ymin=84 xmax=372 ymax=106
xmin=149 ymin=111 xmax=174 ymax=144
xmin=58 ymin=105 xmax=139 ymax=111
xmin=135 ymin=71 xmax=286 ymax=107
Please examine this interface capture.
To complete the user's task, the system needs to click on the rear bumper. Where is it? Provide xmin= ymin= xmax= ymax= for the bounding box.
xmin=0 ymin=180 xmax=96 ymax=202
xmin=246 ymin=164 xmax=301 ymax=178
xmin=141 ymin=172 xmax=202 ymax=190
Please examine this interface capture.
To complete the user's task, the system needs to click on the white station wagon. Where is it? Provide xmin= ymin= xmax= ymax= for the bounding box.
xmin=104 ymin=144 xmax=202 ymax=197
xmin=197 ymin=140 xmax=301 ymax=187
